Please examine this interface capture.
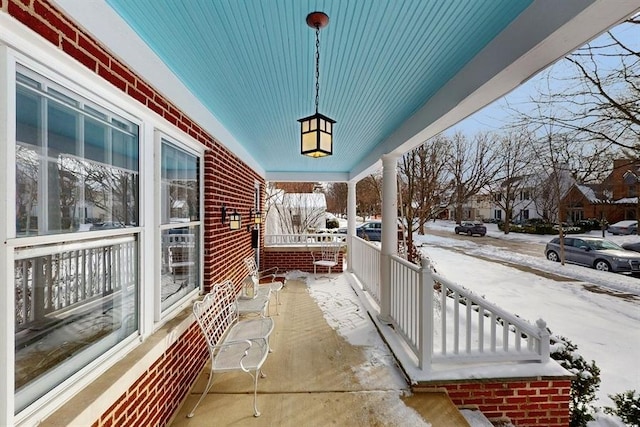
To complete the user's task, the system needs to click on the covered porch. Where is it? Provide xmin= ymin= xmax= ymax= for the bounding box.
xmin=2 ymin=1 xmax=638 ymax=426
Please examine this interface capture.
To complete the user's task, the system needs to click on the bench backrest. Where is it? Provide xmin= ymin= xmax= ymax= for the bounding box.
xmin=192 ymin=280 xmax=238 ymax=350
xmin=243 ymin=257 xmax=259 ymax=277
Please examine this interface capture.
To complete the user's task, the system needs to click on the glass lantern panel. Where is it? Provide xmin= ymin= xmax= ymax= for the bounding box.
xmin=320 ymin=132 xmax=332 ymax=152
xmin=302 ymin=132 xmax=318 ymax=153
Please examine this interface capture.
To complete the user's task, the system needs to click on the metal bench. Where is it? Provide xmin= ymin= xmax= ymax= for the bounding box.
xmin=188 ymin=280 xmax=274 ymax=418
xmin=235 ymin=276 xmax=272 ymax=317
xmin=243 ymin=257 xmax=285 ymax=315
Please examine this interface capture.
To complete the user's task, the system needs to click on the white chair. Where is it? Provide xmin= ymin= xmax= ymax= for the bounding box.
xmin=165 ymin=234 xmax=195 ymax=283
xmin=311 ymin=241 xmax=342 ymax=277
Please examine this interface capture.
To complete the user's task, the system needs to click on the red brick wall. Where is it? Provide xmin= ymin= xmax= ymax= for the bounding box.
xmin=5 ymin=0 xmax=264 ymax=425
xmin=92 ymin=324 xmax=207 ymax=427
xmin=428 ymin=379 xmax=572 ymax=427
xmin=263 ymin=250 xmax=345 ymax=274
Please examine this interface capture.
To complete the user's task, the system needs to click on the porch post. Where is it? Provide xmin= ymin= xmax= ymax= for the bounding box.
xmin=379 ymin=153 xmax=399 ymax=324
xmin=347 ymin=180 xmax=357 ymax=272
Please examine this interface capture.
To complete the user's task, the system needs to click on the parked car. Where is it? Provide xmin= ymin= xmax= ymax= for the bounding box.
xmin=356 ymin=220 xmax=382 ymax=241
xmin=621 ymin=241 xmax=640 ymax=253
xmin=607 ymin=220 xmax=637 ymax=235
xmin=545 ymin=236 xmax=640 ymax=273
xmin=454 ymin=221 xmax=487 ymax=237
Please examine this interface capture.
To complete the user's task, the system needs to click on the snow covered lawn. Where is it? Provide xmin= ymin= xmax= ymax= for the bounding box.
xmin=417 ymin=221 xmax=639 ymax=409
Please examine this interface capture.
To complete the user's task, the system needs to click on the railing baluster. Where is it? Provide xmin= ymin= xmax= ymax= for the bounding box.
xmin=503 ymin=320 xmax=510 ymax=351
xmin=490 ymin=312 xmax=497 ymax=352
xmin=478 ymin=307 xmax=484 ymax=353
xmin=466 ymin=298 xmax=472 ymax=353
xmin=441 ymin=281 xmax=447 ymax=355
xmin=453 ymin=291 xmax=459 ymax=354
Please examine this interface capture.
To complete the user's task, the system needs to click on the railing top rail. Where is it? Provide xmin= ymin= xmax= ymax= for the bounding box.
xmin=264 ymin=233 xmax=346 ymax=246
xmin=351 ymin=234 xmax=383 ymax=250
xmin=14 ymin=235 xmax=136 ymax=259
xmin=390 ymin=253 xmax=419 ymax=271
xmin=431 ymin=270 xmax=544 ymax=338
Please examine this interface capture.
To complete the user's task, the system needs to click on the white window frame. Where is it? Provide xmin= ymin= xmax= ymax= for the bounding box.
xmin=154 ymin=131 xmax=204 ymax=321
xmin=0 ymin=22 xmax=206 ymax=424
xmin=5 ymin=54 xmax=144 ymax=424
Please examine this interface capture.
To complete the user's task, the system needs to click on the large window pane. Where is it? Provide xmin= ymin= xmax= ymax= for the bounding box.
xmin=160 ymin=140 xmax=201 ymax=312
xmin=15 ymin=69 xmax=140 ymax=236
xmin=161 ymin=143 xmax=199 ymax=224
xmin=14 ymin=236 xmax=138 ymax=412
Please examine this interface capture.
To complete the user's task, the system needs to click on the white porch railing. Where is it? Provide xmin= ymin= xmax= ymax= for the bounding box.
xmin=264 ymin=233 xmax=550 ymax=371
xmin=265 ymin=233 xmax=345 ymax=245
xmin=350 ymin=236 xmax=381 ymax=304
xmin=387 ymin=255 xmax=550 ymax=369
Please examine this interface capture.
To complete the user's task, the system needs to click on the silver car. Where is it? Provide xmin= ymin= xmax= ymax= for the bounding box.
xmin=545 ymin=236 xmax=640 ymax=273
xmin=607 ymin=220 xmax=637 ymax=235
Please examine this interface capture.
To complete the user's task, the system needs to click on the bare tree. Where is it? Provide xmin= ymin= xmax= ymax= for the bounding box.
xmin=356 ymin=173 xmax=383 ymax=219
xmin=487 ymin=130 xmax=537 ymax=233
xmin=325 ymin=182 xmax=347 ymax=215
xmin=517 ymin=17 xmax=639 ymax=153
xmin=445 ymin=132 xmax=501 ymax=223
xmin=398 ymin=136 xmax=451 ymax=257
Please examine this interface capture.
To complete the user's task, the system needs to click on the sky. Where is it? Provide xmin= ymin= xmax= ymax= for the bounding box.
xmin=447 ymin=18 xmax=639 ymax=137
xmin=288 ymin=220 xmax=639 ymax=426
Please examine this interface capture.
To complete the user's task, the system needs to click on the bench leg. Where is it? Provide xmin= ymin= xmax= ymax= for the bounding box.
xmin=250 ymin=370 xmax=261 ymax=417
xmin=187 ymin=363 xmax=215 ymax=418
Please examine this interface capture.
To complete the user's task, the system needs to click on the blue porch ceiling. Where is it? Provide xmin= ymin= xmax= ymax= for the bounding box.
xmin=53 ymin=0 xmax=640 ymax=181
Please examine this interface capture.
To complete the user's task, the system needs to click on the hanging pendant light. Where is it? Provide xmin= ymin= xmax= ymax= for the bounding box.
xmin=299 ymin=11 xmax=335 ymax=158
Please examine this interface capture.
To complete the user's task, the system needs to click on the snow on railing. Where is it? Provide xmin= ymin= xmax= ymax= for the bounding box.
xmin=388 ymin=255 xmax=550 ymax=368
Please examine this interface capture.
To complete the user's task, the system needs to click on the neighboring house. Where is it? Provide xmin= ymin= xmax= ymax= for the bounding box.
xmin=488 ymin=175 xmax=543 ymax=223
xmin=561 ymin=159 xmax=640 ymax=224
xmin=265 ymin=190 xmax=328 ymax=234
xmin=451 ymin=191 xmax=492 ymax=221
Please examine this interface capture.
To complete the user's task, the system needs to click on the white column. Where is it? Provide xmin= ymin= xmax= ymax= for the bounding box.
xmin=347 ymin=181 xmax=357 ymax=272
xmin=379 ymin=153 xmax=399 ymax=324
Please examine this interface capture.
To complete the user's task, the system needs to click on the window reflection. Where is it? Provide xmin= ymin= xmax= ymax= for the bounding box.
xmin=14 ymin=237 xmax=138 ymax=411
xmin=15 ymin=70 xmax=139 ymax=236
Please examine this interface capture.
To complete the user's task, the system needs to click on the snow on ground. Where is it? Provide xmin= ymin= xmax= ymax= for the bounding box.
xmin=421 ymin=220 xmax=640 ymax=296
xmin=285 ymin=270 xmax=432 ymax=427
xmin=286 ymin=220 xmax=638 ymax=425
xmin=418 ymin=222 xmax=639 ymax=414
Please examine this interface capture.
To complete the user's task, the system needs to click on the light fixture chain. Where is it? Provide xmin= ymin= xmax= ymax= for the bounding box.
xmin=314 ymin=25 xmax=320 ymax=113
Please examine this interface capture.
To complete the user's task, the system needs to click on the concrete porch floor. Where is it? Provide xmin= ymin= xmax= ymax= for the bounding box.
xmin=169 ymin=278 xmax=470 ymax=427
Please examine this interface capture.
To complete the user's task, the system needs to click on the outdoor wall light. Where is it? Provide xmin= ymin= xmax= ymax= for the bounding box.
xmin=250 ymin=208 xmax=263 ymax=225
xmin=221 ymin=204 xmax=227 ymax=224
xmin=229 ymin=210 xmax=242 ymax=230
xmin=299 ymin=11 xmax=335 ymax=158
